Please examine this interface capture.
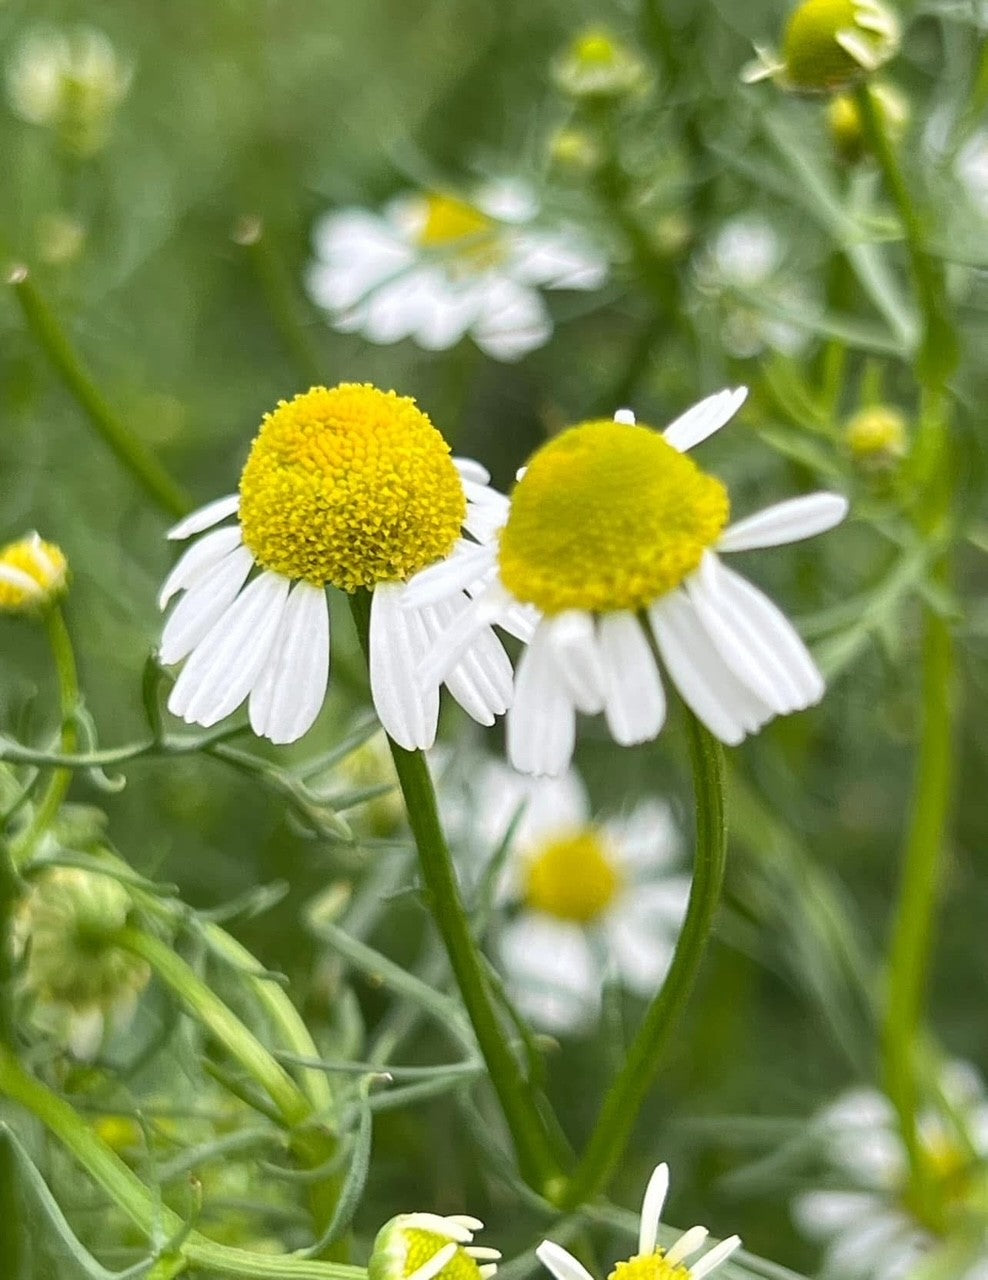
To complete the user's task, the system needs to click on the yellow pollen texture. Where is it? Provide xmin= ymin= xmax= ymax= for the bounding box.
xmin=0 ymin=536 xmax=67 ymax=611
xmin=498 ymin=421 xmax=729 ymax=615
xmin=609 ymin=1253 xmax=691 ymax=1280
xmin=402 ymin=1231 xmax=483 ymax=1280
xmin=524 ymin=827 xmax=623 ymax=924
xmin=238 ymin=384 xmax=466 ymax=591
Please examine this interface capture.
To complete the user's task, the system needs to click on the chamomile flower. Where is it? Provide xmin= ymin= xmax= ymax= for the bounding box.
xmin=471 ymin=761 xmax=688 ymax=1033
xmin=538 ymin=1162 xmax=741 ymax=1280
xmin=158 ymin=384 xmax=513 ymax=749
xmin=793 ymin=1064 xmax=988 ymax=1280
xmin=0 ymin=532 xmax=68 ymax=613
xmin=407 ymin=389 xmax=848 ymax=776
xmin=370 ymin=1212 xmax=500 ymax=1280
xmin=306 ymin=181 xmax=607 ymax=362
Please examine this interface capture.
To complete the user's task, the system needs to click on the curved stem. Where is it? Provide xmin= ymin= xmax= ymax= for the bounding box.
xmin=347 ymin=592 xmax=564 ymax=1195
xmin=9 ymin=266 xmax=189 ymax=518
xmin=10 ymin=606 xmax=79 ymax=869
xmin=560 ymin=713 xmax=727 ymax=1208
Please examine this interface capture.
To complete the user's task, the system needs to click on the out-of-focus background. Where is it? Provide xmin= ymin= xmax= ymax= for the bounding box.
xmin=2 ymin=0 xmax=987 ymax=1276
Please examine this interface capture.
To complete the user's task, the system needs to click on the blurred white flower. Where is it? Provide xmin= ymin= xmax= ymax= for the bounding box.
xmin=956 ymin=129 xmax=988 ymax=217
xmin=306 ymin=180 xmax=608 ymax=362
xmin=470 ymin=759 xmax=689 ymax=1033
xmin=793 ymin=1063 xmax=988 ymax=1280
xmin=5 ymin=25 xmax=132 ymax=156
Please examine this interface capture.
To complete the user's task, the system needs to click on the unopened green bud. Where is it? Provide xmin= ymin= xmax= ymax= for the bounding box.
xmin=844 ymin=405 xmax=908 ymax=467
xmin=0 ymin=532 xmax=68 ymax=614
xmin=369 ymin=1214 xmax=500 ymax=1280
xmin=553 ymin=28 xmax=648 ymax=101
xmin=782 ymin=0 xmax=900 ymax=92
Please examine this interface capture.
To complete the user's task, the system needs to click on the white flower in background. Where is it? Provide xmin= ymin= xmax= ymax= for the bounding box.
xmin=538 ymin=1162 xmax=741 ymax=1280
xmin=5 ymin=25 xmax=132 ymax=156
xmin=407 ymin=389 xmax=848 ymax=776
xmin=956 ymin=129 xmax=988 ymax=218
xmin=471 ymin=762 xmax=688 ymax=1033
xmin=793 ymin=1063 xmax=988 ymax=1280
xmin=306 ymin=181 xmax=608 ymax=362
xmin=369 ymin=1212 xmax=500 ymax=1280
xmin=158 ymin=383 xmax=514 ymax=749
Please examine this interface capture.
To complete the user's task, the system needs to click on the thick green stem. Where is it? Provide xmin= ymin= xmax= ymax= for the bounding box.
xmin=9 ymin=266 xmax=189 ymax=518
xmin=560 ymin=714 xmax=727 ymax=1208
xmin=348 ymin=592 xmax=563 ymax=1195
xmin=0 ymin=843 xmax=24 ymax=1279
xmin=0 ymin=1042 xmax=363 ymax=1280
xmin=11 ymin=606 xmax=79 ymax=869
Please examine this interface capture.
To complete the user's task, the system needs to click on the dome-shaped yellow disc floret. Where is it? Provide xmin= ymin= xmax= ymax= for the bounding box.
xmin=524 ymin=827 xmax=623 ymax=924
xmin=238 ymin=384 xmax=466 ymax=592
xmin=782 ymin=0 xmax=900 ymax=93
xmin=498 ymin=420 xmax=729 ymax=615
xmin=610 ymin=1253 xmax=691 ymax=1280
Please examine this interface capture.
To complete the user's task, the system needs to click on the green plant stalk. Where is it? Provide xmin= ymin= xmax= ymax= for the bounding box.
xmin=348 ymin=591 xmax=564 ymax=1196
xmin=560 ymin=713 xmax=727 ymax=1208
xmin=237 ymin=220 xmax=326 ymax=388
xmin=10 ymin=268 xmax=190 ymax=518
xmin=115 ymin=927 xmax=344 ymax=1256
xmin=0 ymin=840 xmax=24 ymax=1280
xmin=0 ymin=1042 xmax=364 ymax=1280
xmin=11 ymin=606 xmax=79 ymax=869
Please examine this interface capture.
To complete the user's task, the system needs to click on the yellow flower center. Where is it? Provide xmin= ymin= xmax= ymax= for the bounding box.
xmin=0 ymin=535 xmax=67 ymax=612
xmin=402 ymin=1231 xmax=483 ymax=1280
xmin=783 ymin=0 xmax=897 ymax=92
xmin=238 ymin=384 xmax=466 ymax=591
xmin=524 ymin=826 xmax=623 ymax=923
xmin=417 ymin=194 xmax=495 ymax=248
xmin=610 ymin=1252 xmax=691 ymax=1280
xmin=498 ymin=421 xmax=729 ymax=615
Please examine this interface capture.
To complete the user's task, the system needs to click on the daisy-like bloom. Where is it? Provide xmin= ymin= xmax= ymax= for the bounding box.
xmin=742 ymin=0 xmax=900 ymax=94
xmin=306 ymin=181 xmax=607 ymax=363
xmin=369 ymin=1213 xmax=500 ymax=1280
xmin=793 ymin=1065 xmax=988 ymax=1280
xmin=538 ymin=1163 xmax=741 ymax=1280
xmin=467 ymin=761 xmax=688 ymax=1033
xmin=407 ymin=389 xmax=848 ymax=776
xmin=158 ymin=383 xmax=513 ymax=748
xmin=0 ymin=531 xmax=68 ymax=614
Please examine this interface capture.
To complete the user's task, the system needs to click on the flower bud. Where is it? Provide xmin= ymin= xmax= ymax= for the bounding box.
xmin=843 ymin=405 xmax=908 ymax=468
xmin=782 ymin=0 xmax=900 ymax=93
xmin=369 ymin=1214 xmax=500 ymax=1280
xmin=0 ymin=533 xmax=68 ymax=614
xmin=828 ymin=81 xmax=908 ymax=163
xmin=553 ymin=28 xmax=648 ymax=101
xmin=549 ymin=128 xmax=601 ymax=174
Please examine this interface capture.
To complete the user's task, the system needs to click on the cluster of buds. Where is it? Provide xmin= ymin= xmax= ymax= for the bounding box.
xmin=744 ymin=0 xmax=900 ymax=94
xmin=0 ymin=532 xmax=68 ymax=615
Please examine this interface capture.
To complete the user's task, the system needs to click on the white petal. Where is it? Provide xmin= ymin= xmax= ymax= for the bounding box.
xmin=606 ymin=912 xmax=675 ymax=995
xmin=473 ymin=278 xmax=552 ymax=362
xmin=536 ymin=1242 xmax=596 ymax=1280
xmin=370 ymin=585 xmax=438 ymax=750
xmin=639 ymin=1163 xmax=670 ymax=1254
xmin=614 ymin=408 xmax=636 ymax=425
xmin=402 ymin=541 xmax=498 ymax=608
xmin=418 ymin=581 xmax=516 ymax=688
xmin=0 ymin=564 xmax=41 ymax=595
xmin=158 ymin=525 xmax=243 ymax=608
xmin=420 ymin=598 xmax=512 ymax=726
xmin=415 ymin=278 xmax=488 ymax=351
xmin=248 ymin=582 xmax=330 ymax=743
xmin=168 ymin=572 xmax=289 ymax=726
xmin=718 ymin=493 xmax=849 ymax=553
xmin=546 ymin=611 xmax=606 ymax=714
xmin=407 ymin=1243 xmax=458 ymax=1280
xmin=834 ymin=27 xmax=882 ymax=70
xmin=792 ymin=1191 xmax=885 ymax=1238
xmin=691 ymin=1237 xmax=741 ymax=1280
xmin=159 ymin=546 xmax=254 ymax=665
xmin=507 ymin=622 xmax=576 ymax=777
xmin=649 ymin=591 xmax=773 ymax=744
xmin=509 ymin=230 xmax=608 ymax=291
xmin=167 ymin=495 xmax=240 ymax=541
xmin=666 ymin=1227 xmax=709 ymax=1265
xmin=455 ymin=457 xmax=490 ymax=485
xmin=663 ymin=388 xmax=748 ymax=453
xmin=604 ymin=799 xmax=680 ymax=870
xmin=362 ymin=269 xmax=437 ymax=345
xmin=597 ymin=613 xmax=666 ymax=745
xmin=500 ymin=915 xmax=598 ymax=1032
xmin=464 ymin=492 xmax=511 ymax=542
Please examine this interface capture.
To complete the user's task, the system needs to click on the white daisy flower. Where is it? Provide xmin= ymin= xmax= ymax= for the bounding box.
xmin=306 ymin=180 xmax=608 ymax=363
xmin=793 ymin=1065 xmax=988 ymax=1280
xmin=537 ymin=1162 xmax=741 ymax=1280
xmin=405 ymin=387 xmax=848 ymax=776
xmin=467 ymin=760 xmax=688 ymax=1033
xmin=158 ymin=383 xmax=513 ymax=749
xmin=369 ymin=1211 xmax=500 ymax=1280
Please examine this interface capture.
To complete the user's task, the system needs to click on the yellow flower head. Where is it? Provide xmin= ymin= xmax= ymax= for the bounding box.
xmin=782 ymin=0 xmax=900 ymax=92
xmin=0 ymin=532 xmax=68 ymax=614
xmin=370 ymin=1214 xmax=500 ymax=1280
xmin=843 ymin=405 xmax=908 ymax=467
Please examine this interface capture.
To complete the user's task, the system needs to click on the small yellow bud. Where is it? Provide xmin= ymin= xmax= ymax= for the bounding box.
xmin=549 ymin=127 xmax=601 ymax=173
xmin=369 ymin=1214 xmax=498 ymax=1280
xmin=828 ymin=81 xmax=908 ymax=162
xmin=553 ymin=28 xmax=648 ymax=100
xmin=782 ymin=0 xmax=900 ymax=93
xmin=844 ymin=405 xmax=908 ymax=467
xmin=0 ymin=533 xmax=68 ymax=614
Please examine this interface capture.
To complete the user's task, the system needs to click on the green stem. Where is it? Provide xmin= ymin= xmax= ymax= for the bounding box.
xmin=560 ymin=714 xmax=727 ymax=1208
xmin=0 ymin=843 xmax=24 ymax=1279
xmin=348 ymin=592 xmax=564 ymax=1196
xmin=9 ymin=266 xmax=190 ymax=518
xmin=0 ymin=1043 xmax=364 ymax=1280
xmin=10 ymin=606 xmax=79 ymax=869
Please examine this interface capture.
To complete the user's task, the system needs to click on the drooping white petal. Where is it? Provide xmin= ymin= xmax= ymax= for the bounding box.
xmin=400 ymin=1214 xmax=473 ymax=1243
xmin=690 ymin=1236 xmax=742 ymax=1280
xmin=418 ymin=581 xmax=516 ymax=688
xmin=663 ymin=387 xmax=748 ymax=453
xmin=638 ymin=1163 xmax=670 ymax=1254
xmin=649 ymin=591 xmax=773 ymax=744
xmin=536 ymin=1242 xmax=597 ymax=1280
xmin=455 ymin=457 xmax=491 ymax=485
xmin=666 ymin=1226 xmax=709 ymax=1265
xmin=597 ymin=612 xmax=666 ymax=745
xmin=401 ymin=541 xmax=498 ymax=609
xmin=159 ymin=546 xmax=254 ymax=665
xmin=546 ymin=611 xmax=606 ymax=714
xmin=464 ymin=493 xmax=511 ymax=543
xmin=248 ymin=582 xmax=330 ymax=744
xmin=158 ymin=524 xmax=243 ymax=608
xmin=0 ymin=564 xmax=41 ymax=595
xmin=406 ymin=1243 xmax=458 ymax=1280
xmin=473 ymin=278 xmax=552 ymax=362
xmin=718 ymin=493 xmax=848 ymax=553
xmin=168 ymin=571 xmax=289 ymax=727
xmin=167 ymin=494 xmax=239 ymax=541
xmin=370 ymin=584 xmax=439 ymax=750
xmin=420 ymin=598 xmax=513 ymax=726
xmin=507 ymin=622 xmax=576 ymax=776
